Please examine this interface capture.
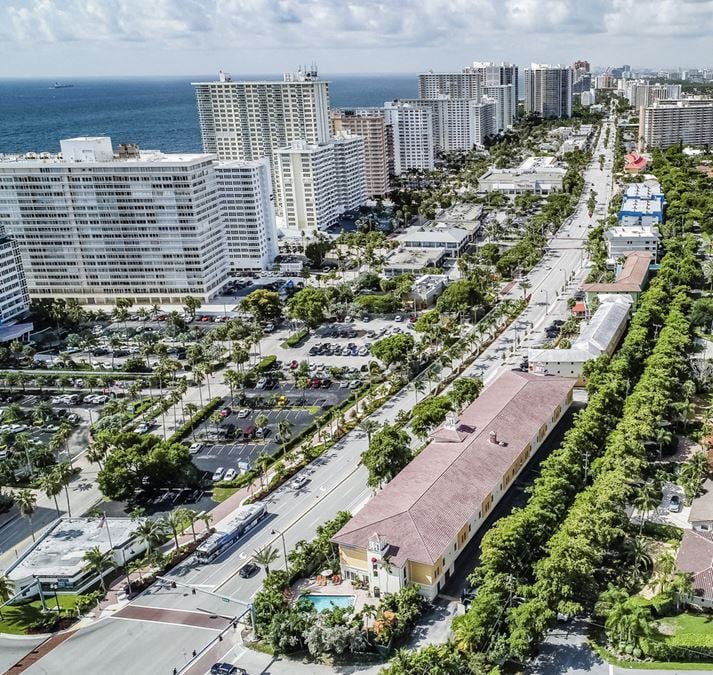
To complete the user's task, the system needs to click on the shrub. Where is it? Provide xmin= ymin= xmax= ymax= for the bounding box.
xmin=284 ymin=328 xmax=309 ymax=348
xmin=255 ymin=355 xmax=277 ymax=373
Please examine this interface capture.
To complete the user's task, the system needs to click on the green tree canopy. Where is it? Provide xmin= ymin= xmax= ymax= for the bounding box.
xmin=411 ymin=396 xmax=453 ymax=438
xmin=370 ymin=333 xmax=415 ymax=366
xmin=287 ymin=287 xmax=329 ymax=328
xmin=436 ymin=279 xmax=485 ymax=315
xmin=241 ymin=289 xmax=283 ymax=323
xmin=361 ymin=423 xmax=413 ymax=488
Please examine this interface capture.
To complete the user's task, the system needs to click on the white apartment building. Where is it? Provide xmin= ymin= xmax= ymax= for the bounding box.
xmin=418 ymin=71 xmax=481 ymax=100
xmin=402 ymin=97 xmax=495 ymax=152
xmin=605 ymin=225 xmax=661 ymax=261
xmin=625 ymin=81 xmax=682 ymax=109
xmin=276 ymin=135 xmax=367 ymax=232
xmin=482 ymin=85 xmax=515 ymax=131
xmin=383 ymin=102 xmax=435 ymax=175
xmin=0 ymin=137 xmax=231 ymax=304
xmin=468 ymin=62 xmax=519 ymax=121
xmin=215 ymin=158 xmax=278 ymax=271
xmin=595 ymin=74 xmax=616 ymax=90
xmin=478 ymin=156 xmax=566 ymax=195
xmin=192 ymin=69 xmax=330 ymax=162
xmin=525 ymin=64 xmax=573 ymax=119
xmin=330 ymin=109 xmax=389 ymax=197
xmin=638 ymin=100 xmax=713 ymax=150
xmin=0 ymin=231 xmax=30 ymax=331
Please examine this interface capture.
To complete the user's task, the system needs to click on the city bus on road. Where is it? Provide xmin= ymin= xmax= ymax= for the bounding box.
xmin=195 ymin=502 xmax=267 ymax=563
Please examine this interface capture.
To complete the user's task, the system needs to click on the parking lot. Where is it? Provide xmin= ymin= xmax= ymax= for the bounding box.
xmin=191 ymin=382 xmax=356 ymax=476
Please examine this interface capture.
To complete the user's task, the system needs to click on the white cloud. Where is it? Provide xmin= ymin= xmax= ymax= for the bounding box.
xmin=1 ymin=0 xmax=712 ymax=74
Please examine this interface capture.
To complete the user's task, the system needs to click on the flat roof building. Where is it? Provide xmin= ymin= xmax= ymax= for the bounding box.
xmin=7 ymin=517 xmax=146 ymax=596
xmin=605 ymin=224 xmax=660 ymax=261
xmin=524 ymin=64 xmax=573 ymax=119
xmin=397 ymin=225 xmax=474 ymax=257
xmin=332 ymin=371 xmax=574 ymax=599
xmin=383 ymin=248 xmax=447 ymax=278
xmin=639 ymin=99 xmax=713 ymax=150
xmin=478 ymin=156 xmax=566 ymax=195
xmin=528 ymin=294 xmax=632 ymax=382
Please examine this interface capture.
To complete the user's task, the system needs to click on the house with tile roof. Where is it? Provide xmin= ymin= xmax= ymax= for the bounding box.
xmin=676 ymin=529 xmax=713 ymax=609
xmin=331 ymin=370 xmax=574 ymax=599
xmin=582 ymin=251 xmax=653 ymax=307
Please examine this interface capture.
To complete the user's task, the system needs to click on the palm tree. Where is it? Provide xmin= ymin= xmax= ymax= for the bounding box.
xmin=624 ymin=536 xmax=653 ymax=585
xmin=654 ymin=551 xmax=676 ymax=594
xmin=605 ymin=599 xmax=653 ymax=652
xmin=82 ymin=546 xmax=115 ymax=592
xmin=253 ymin=544 xmax=280 ymax=575
xmin=518 ymin=279 xmax=532 ymax=299
xmin=163 ymin=510 xmax=186 ymax=551
xmin=134 ymin=519 xmax=167 ymax=557
xmin=14 ymin=489 xmax=37 ymax=542
xmin=209 ymin=410 xmax=223 ymax=438
xmin=633 ymin=482 xmax=661 ymax=534
xmin=277 ymin=419 xmax=293 ymax=455
xmin=671 ymin=572 xmax=694 ymax=610
xmin=0 ymin=573 xmax=14 ymax=620
xmin=652 ymin=427 xmax=673 ymax=459
xmin=55 ymin=461 xmax=74 ymax=517
xmin=359 ymin=420 xmax=381 ymax=446
xmin=179 ymin=508 xmax=201 ymax=544
xmin=184 ymin=402 xmax=199 ymax=439
xmin=38 ymin=470 xmax=63 ymax=519
xmin=255 ymin=414 xmax=269 ymax=432
xmin=255 ymin=451 xmax=271 ymax=488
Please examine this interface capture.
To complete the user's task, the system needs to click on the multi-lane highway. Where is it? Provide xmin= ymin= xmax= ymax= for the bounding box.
xmin=11 ymin=117 xmax=618 ymax=675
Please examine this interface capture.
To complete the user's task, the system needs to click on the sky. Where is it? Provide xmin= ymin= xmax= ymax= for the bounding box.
xmin=1 ymin=0 xmax=712 ymax=78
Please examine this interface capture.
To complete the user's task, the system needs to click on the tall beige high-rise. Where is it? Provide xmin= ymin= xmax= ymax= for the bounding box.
xmin=330 ymin=110 xmax=389 ymax=197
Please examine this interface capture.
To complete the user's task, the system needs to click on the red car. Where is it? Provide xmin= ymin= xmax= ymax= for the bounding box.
xmin=310 ymin=378 xmax=321 ymax=388
xmin=219 ymin=407 xmax=231 ymax=418
xmin=289 ymin=360 xmax=299 ymax=370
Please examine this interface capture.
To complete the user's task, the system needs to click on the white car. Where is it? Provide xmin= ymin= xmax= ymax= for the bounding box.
xmin=256 ymin=377 xmax=268 ymax=389
xmin=237 ymin=409 xmax=250 ymax=419
xmin=394 ymin=315 xmax=403 ymax=322
xmin=212 ymin=467 xmax=225 ymax=482
xmin=189 ymin=443 xmax=203 ymax=455
xmin=223 ymin=468 xmax=237 ymax=481
xmin=339 ymin=381 xmax=351 ymax=389
xmin=291 ymin=475 xmax=308 ymax=490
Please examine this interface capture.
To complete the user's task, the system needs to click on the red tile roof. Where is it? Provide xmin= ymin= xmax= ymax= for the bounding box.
xmin=676 ymin=530 xmax=713 ymax=603
xmin=582 ymin=251 xmax=653 ymax=294
xmin=332 ymin=371 xmax=574 ymax=567
xmin=624 ymin=152 xmax=648 ymax=172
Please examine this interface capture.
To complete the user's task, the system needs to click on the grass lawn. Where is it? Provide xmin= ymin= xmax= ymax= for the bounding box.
xmin=0 ymin=594 xmax=80 ymax=635
xmin=658 ymin=613 xmax=713 ymax=635
xmin=212 ymin=486 xmax=239 ymax=503
xmin=590 ymin=639 xmax=713 ymax=670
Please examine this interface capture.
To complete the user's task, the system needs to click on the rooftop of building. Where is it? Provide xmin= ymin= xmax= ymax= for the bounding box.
xmin=676 ymin=529 xmax=713 ymax=602
xmin=583 ymin=251 xmax=654 ymax=294
xmin=689 ymin=479 xmax=713 ymax=524
xmin=411 ymin=274 xmax=449 ymax=293
xmin=619 ymin=197 xmax=664 ymax=215
xmin=192 ymin=68 xmax=326 ymax=85
xmin=7 ymin=518 xmax=140 ymax=581
xmin=479 ymin=156 xmax=567 ymax=180
xmin=398 ymin=225 xmax=471 ymax=244
xmin=384 ymin=247 xmax=447 ymax=269
xmin=606 ymin=224 xmax=661 ymax=238
xmin=332 ymin=371 xmax=574 ymax=568
xmin=624 ymin=182 xmax=662 ymax=198
xmin=528 ymin=295 xmax=632 ymax=365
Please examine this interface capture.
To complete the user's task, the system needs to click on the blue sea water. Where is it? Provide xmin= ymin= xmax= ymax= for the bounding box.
xmin=0 ymin=74 xmax=417 ymax=154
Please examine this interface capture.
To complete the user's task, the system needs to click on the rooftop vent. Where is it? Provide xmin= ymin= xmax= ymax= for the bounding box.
xmin=118 ymin=143 xmax=140 ymax=158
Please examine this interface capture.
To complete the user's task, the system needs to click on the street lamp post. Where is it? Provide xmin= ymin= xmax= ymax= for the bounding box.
xmin=271 ymin=528 xmax=289 ymax=572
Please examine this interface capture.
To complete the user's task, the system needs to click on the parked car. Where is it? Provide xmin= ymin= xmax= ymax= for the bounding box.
xmin=320 ymin=379 xmax=332 ymax=389
xmin=210 ymin=664 xmax=246 ymax=675
xmin=135 ymin=422 xmax=151 ymax=433
xmin=237 ymin=409 xmax=250 ymax=419
xmin=349 ymin=380 xmax=362 ymax=389
xmin=243 ymin=426 xmax=256 ymax=439
xmin=189 ymin=443 xmax=203 ymax=455
xmin=289 ymin=360 xmax=299 ymax=370
xmin=220 ymin=407 xmax=232 ymax=418
xmin=223 ymin=468 xmax=237 ymax=481
xmin=669 ymin=494 xmax=682 ymax=513
xmin=394 ymin=315 xmax=403 ymax=322
xmin=256 ymin=377 xmax=268 ymax=389
xmin=238 ymin=562 xmax=259 ymax=579
xmin=211 ymin=467 xmax=225 ymax=482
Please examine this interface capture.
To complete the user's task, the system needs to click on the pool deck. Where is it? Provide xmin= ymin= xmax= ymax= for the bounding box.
xmin=292 ymin=578 xmax=371 ymax=615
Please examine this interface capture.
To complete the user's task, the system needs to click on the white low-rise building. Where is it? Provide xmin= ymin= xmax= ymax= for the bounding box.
xmin=605 ymin=224 xmax=660 ymax=261
xmin=528 ymin=295 xmax=633 ymax=382
xmin=7 ymin=517 xmax=147 ymax=596
xmin=397 ymin=224 xmax=474 ymax=258
xmin=410 ymin=274 xmax=449 ymax=308
xmin=478 ymin=156 xmax=566 ymax=195
xmin=383 ymin=248 xmax=447 ymax=278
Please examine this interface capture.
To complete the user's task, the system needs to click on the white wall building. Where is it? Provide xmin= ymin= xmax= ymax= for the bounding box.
xmin=478 ymin=156 xmax=566 ymax=195
xmin=482 ymin=85 xmax=515 ymax=131
xmin=383 ymin=102 xmax=435 ymax=175
xmin=418 ymin=71 xmax=481 ymax=100
xmin=528 ymin=295 xmax=633 ymax=382
xmin=0 ymin=232 xmax=30 ymax=325
xmin=468 ymin=62 xmax=519 ymax=121
xmin=0 ymin=137 xmax=232 ymax=304
xmin=192 ymin=69 xmax=330 ymax=162
xmin=276 ymin=134 xmax=366 ymax=233
xmin=524 ymin=64 xmax=573 ymax=119
xmin=638 ymin=99 xmax=713 ymax=150
xmin=605 ymin=225 xmax=661 ymax=260
xmin=215 ymin=158 xmax=279 ymax=271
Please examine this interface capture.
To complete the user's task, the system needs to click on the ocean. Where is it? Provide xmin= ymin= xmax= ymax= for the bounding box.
xmin=0 ymin=74 xmax=418 ymax=154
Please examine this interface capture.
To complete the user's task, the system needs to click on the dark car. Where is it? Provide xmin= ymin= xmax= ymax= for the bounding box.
xmin=210 ymin=664 xmax=246 ymax=675
xmin=552 ymin=319 xmax=565 ymax=327
xmin=239 ymin=562 xmax=259 ymax=578
xmin=669 ymin=494 xmax=682 ymax=513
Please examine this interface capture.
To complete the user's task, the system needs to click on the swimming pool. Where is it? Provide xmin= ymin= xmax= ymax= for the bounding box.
xmin=300 ymin=594 xmax=356 ymax=612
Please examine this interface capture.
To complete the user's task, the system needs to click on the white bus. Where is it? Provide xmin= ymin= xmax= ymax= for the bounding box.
xmin=195 ymin=503 xmax=267 ymax=563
